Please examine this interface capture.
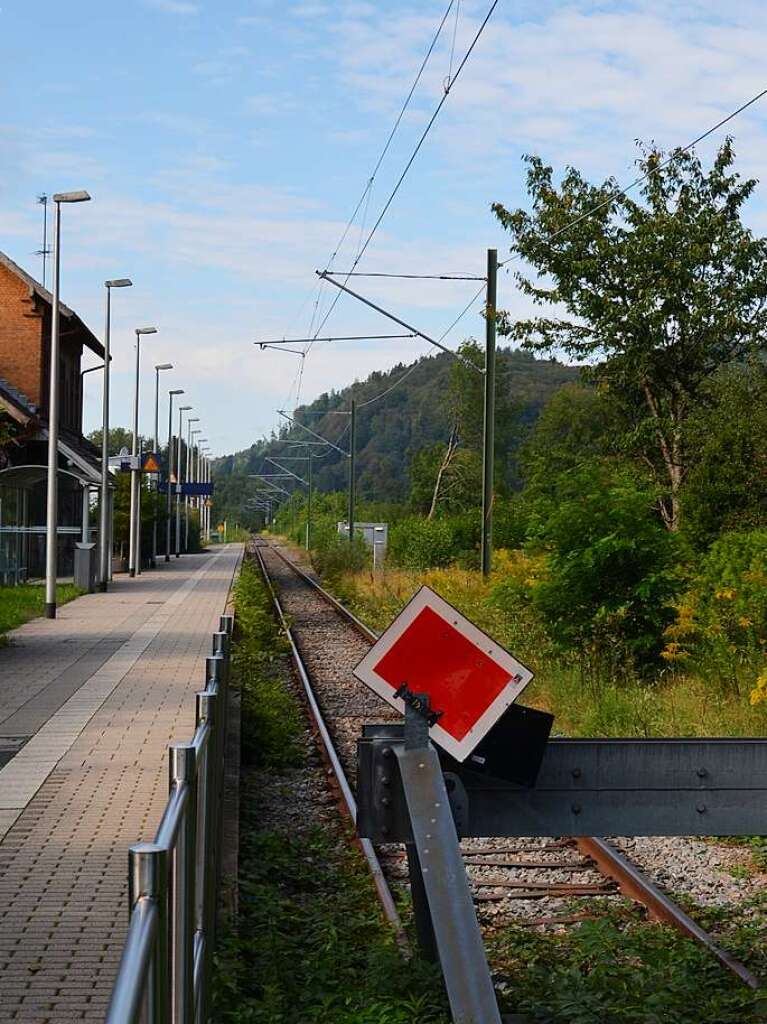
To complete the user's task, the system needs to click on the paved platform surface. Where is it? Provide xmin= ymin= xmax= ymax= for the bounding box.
xmin=0 ymin=545 xmax=243 ymax=1021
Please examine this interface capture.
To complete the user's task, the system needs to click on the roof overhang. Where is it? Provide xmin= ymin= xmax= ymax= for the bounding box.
xmin=0 ymin=464 xmax=97 ymax=488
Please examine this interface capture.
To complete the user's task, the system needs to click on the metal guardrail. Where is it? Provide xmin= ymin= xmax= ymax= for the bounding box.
xmin=105 ymin=612 xmax=235 ymax=1024
xmin=359 ymin=718 xmax=767 ymax=1023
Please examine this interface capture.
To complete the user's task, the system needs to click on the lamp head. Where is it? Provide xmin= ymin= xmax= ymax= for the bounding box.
xmin=180 ymin=405 xmax=192 ymax=412
xmin=53 ymin=190 xmax=91 ymax=203
xmin=155 ymin=363 xmax=173 ymax=371
xmin=136 ymin=326 xmax=158 ymax=336
xmin=169 ymin=388 xmax=184 ymax=396
xmin=106 ymin=278 xmax=132 ymax=289
xmin=188 ymin=417 xmax=200 ymax=424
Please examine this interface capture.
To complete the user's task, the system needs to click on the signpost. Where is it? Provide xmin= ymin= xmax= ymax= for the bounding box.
xmin=142 ymin=452 xmax=161 ymax=474
xmin=353 ymin=587 xmax=537 ymax=1024
xmin=353 ymin=586 xmax=532 ymax=762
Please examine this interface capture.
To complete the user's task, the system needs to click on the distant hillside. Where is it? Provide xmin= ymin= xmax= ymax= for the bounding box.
xmin=215 ymin=348 xmax=579 ymax=514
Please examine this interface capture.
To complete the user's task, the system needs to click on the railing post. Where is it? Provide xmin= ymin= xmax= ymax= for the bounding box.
xmin=130 ymin=843 xmax=170 ymax=1024
xmin=212 ymin=632 xmax=229 ymax=684
xmin=219 ymin=613 xmax=234 ymax=636
xmin=169 ymin=743 xmax=197 ymax=1024
xmin=206 ymin=654 xmax=223 ymax=692
xmin=194 ymin=688 xmax=218 ymax=1022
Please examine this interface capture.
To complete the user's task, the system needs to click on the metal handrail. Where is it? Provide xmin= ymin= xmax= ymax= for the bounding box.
xmin=105 ymin=614 xmax=234 ymax=1024
xmin=106 ymin=898 xmax=159 ymax=1024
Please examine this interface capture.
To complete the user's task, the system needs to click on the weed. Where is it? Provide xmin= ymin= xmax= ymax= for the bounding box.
xmin=490 ymin=905 xmax=766 ymax=1022
xmin=0 ymin=583 xmax=82 ymax=639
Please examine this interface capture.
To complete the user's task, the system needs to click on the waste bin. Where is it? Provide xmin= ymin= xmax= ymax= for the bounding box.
xmin=74 ymin=542 xmax=97 ymax=593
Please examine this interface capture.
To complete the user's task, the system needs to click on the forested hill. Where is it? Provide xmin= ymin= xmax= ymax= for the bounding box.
xmin=215 ymin=347 xmax=578 ymax=510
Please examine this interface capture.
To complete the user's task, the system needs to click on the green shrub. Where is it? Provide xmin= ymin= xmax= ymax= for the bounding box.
xmin=530 ymin=463 xmax=680 ymax=673
xmin=388 ymin=517 xmax=458 ymax=569
xmin=664 ymin=529 xmax=767 ymax=696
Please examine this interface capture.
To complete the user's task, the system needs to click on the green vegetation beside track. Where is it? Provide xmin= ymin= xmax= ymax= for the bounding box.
xmin=213 ymin=558 xmax=449 ymax=1024
xmin=0 ymin=583 xmax=83 ymax=640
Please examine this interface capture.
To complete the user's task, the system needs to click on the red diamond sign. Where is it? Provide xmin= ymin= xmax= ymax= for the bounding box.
xmin=353 ymin=586 xmax=533 ymax=761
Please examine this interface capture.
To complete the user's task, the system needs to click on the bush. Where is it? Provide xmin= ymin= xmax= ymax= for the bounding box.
xmin=530 ymin=463 xmax=680 ymax=674
xmin=664 ymin=529 xmax=767 ymax=696
xmin=388 ymin=517 xmax=459 ymax=570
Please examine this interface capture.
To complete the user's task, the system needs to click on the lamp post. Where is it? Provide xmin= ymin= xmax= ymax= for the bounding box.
xmin=185 ymin=419 xmax=200 ymax=551
xmin=166 ymin=389 xmax=184 ymax=561
xmin=44 ymin=189 xmax=91 ymax=620
xmin=128 ymin=326 xmax=157 ymax=577
xmin=176 ymin=406 xmax=192 ymax=557
xmin=188 ymin=429 xmax=202 ymax=550
xmin=99 ymin=278 xmax=132 ymax=592
xmin=196 ymin=439 xmax=208 ymax=545
xmin=151 ymin=363 xmax=173 ymax=568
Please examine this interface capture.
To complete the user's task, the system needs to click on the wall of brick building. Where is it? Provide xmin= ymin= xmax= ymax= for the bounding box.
xmin=0 ymin=263 xmax=44 ymax=407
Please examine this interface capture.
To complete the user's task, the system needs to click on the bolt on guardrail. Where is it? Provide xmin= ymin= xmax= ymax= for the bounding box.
xmin=106 ymin=613 xmax=235 ymax=1024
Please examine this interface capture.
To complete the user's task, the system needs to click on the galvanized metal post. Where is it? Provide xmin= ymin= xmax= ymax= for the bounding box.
xmin=168 ymin=743 xmax=197 ymax=1024
xmin=129 ymin=843 xmax=170 ymax=1024
xmin=403 ymin=702 xmax=438 ymax=962
xmin=481 ymin=248 xmax=497 ymax=578
xmin=348 ymin=399 xmax=356 ymax=546
xmin=195 ymin=688 xmax=218 ymax=1023
xmin=393 ymin=737 xmax=502 ymax=1024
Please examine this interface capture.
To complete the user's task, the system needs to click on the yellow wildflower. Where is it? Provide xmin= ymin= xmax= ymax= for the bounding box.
xmin=749 ymin=668 xmax=767 ymax=706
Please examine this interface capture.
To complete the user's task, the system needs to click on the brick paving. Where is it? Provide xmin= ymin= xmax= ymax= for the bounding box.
xmin=0 ymin=545 xmax=242 ymax=1021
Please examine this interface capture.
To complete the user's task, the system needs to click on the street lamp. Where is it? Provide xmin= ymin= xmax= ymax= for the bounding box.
xmin=129 ymin=326 xmax=157 ymax=578
xmin=166 ymin=389 xmax=184 ymax=561
xmin=185 ymin=419 xmax=200 ymax=551
xmin=151 ymin=363 xmax=173 ymax=567
xmin=198 ymin=447 xmax=211 ymax=542
xmin=99 ymin=278 xmax=132 ymax=593
xmin=176 ymin=406 xmax=192 ymax=557
xmin=44 ymin=189 xmax=91 ymax=619
xmin=195 ymin=439 xmax=208 ymax=543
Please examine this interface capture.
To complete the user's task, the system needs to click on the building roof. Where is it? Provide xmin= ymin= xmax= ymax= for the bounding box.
xmin=0 ymin=249 xmax=104 ymax=358
xmin=0 ymin=376 xmax=37 ymax=424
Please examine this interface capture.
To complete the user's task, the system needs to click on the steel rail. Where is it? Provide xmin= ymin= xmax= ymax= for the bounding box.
xmin=259 ymin=536 xmax=760 ymax=990
xmin=576 ymin=838 xmax=761 ymax=989
xmin=252 ymin=541 xmax=409 ymax=955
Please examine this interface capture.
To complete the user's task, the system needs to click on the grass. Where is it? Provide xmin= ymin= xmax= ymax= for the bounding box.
xmin=489 ymin=902 xmax=767 ymax=1023
xmin=249 ymin=542 xmax=767 ymax=1021
xmin=213 ymin=558 xmax=450 ymax=1024
xmin=330 ymin=561 xmax=767 ymax=739
xmin=0 ymin=582 xmax=83 ymax=639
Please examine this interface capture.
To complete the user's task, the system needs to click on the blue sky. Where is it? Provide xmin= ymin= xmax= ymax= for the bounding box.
xmin=2 ymin=0 xmax=767 ymax=455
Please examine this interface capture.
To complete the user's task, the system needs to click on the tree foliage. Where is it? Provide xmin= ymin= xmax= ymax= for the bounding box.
xmin=530 ymin=462 xmax=680 ymax=672
xmin=493 ymin=139 xmax=767 ymax=530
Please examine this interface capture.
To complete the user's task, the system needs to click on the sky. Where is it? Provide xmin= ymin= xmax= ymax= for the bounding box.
xmin=2 ymin=0 xmax=767 ymax=456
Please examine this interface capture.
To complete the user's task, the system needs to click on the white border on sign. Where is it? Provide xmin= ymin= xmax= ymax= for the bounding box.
xmin=353 ymin=585 xmax=534 ymax=761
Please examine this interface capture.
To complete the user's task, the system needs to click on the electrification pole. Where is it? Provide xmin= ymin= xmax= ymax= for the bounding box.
xmin=306 ymin=453 xmax=313 ymax=551
xmin=480 ymin=248 xmax=497 ymax=577
xmin=348 ymin=399 xmax=356 ymax=546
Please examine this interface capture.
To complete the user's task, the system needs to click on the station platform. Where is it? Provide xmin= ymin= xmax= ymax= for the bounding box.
xmin=0 ymin=545 xmax=243 ymax=1021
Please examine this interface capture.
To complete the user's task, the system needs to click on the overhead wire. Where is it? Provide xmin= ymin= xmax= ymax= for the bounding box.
xmin=445 ymin=0 xmax=461 ymax=92
xmin=302 ymin=0 xmax=457 ymax=358
xmin=398 ymin=82 xmax=767 ymax=358
xmin=497 ymin=83 xmax=767 ymax=268
xmin=310 ymin=0 xmax=501 ymax=344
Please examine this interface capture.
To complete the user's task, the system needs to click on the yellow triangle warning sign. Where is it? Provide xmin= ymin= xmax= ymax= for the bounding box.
xmin=142 ymin=453 xmax=161 ymax=473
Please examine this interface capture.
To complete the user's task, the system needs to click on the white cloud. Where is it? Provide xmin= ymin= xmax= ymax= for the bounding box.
xmin=145 ymin=0 xmax=200 ymax=14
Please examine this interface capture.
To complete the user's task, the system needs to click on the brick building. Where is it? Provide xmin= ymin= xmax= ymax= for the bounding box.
xmin=0 ymin=250 xmax=104 ymax=583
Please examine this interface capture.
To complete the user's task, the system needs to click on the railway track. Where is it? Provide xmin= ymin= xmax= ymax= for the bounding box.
xmin=250 ymin=535 xmax=760 ymax=991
